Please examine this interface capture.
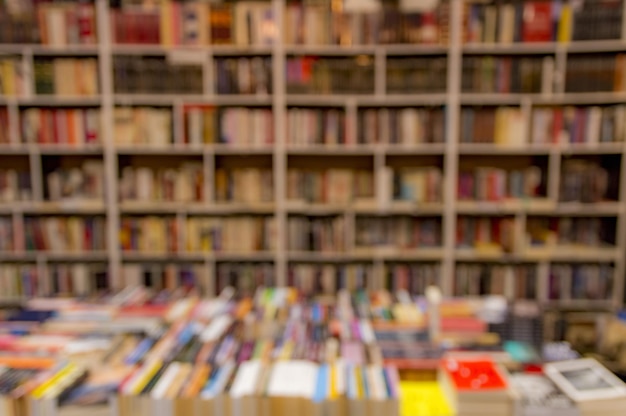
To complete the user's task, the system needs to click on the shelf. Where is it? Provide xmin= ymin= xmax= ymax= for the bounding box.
xmin=352 ymin=247 xmax=444 ymax=261
xmin=114 ymin=94 xmax=273 ymax=106
xmin=551 ymin=202 xmax=623 ymax=216
xmin=23 ymin=201 xmax=106 ymax=215
xmin=0 ymin=44 xmax=99 ymax=55
xmin=120 ymin=202 xmax=276 ymax=215
xmin=460 ymin=92 xmax=626 ymax=105
xmin=122 ymin=251 xmax=275 ymax=263
xmin=543 ymin=300 xmax=615 ymax=311
xmin=0 ymin=253 xmax=37 ymax=262
xmin=560 ymin=143 xmax=625 ymax=155
xmin=287 ymin=252 xmax=357 ymax=263
xmin=286 ymin=200 xmax=378 ymax=215
xmin=116 ymin=146 xmax=204 ymax=156
xmin=286 ymin=94 xmax=448 ymax=106
xmin=213 ymin=146 xmax=274 ymax=155
xmin=0 ymin=145 xmax=29 ymax=155
xmin=521 ymin=246 xmax=620 ymax=262
xmin=286 ymin=146 xmax=375 ymax=156
xmin=356 ymin=202 xmax=445 ymax=216
xmin=285 ymin=44 xmax=378 ymax=55
xmin=45 ymin=251 xmax=108 ymax=261
xmin=458 ymin=144 xmax=552 ymax=155
xmin=455 ymin=248 xmax=520 ymax=262
xmin=37 ymin=145 xmax=104 ymax=155
xmin=462 ymin=42 xmax=559 ymax=55
xmin=0 ymin=96 xmax=102 ymax=106
xmin=385 ymin=144 xmax=446 ymax=155
xmin=456 ymin=199 xmax=555 ymax=214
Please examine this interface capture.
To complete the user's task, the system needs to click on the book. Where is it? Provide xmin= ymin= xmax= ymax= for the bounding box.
xmin=384 ymin=264 xmax=440 ymax=296
xmin=354 ymin=216 xmax=442 ymax=252
xmin=114 ymin=107 xmax=172 ymax=147
xmin=456 ymin=216 xmax=515 ymax=253
xmin=286 ymin=56 xmax=375 ymax=95
xmin=286 ymin=168 xmax=374 ymax=205
xmin=21 ymin=108 xmax=101 ymax=146
xmin=119 ymin=163 xmax=204 ymax=204
xmin=287 ymin=215 xmax=346 ymax=253
xmin=186 ymin=216 xmax=276 ymax=253
xmin=113 ymin=56 xmax=203 ymax=95
xmin=215 ymin=167 xmax=274 ymax=205
xmin=287 ymin=108 xmax=346 ymax=147
xmin=386 ymin=57 xmax=447 ymax=94
xmin=287 ymin=264 xmax=373 ymax=295
xmin=358 ymin=107 xmax=445 ymax=145
xmin=33 ymin=58 xmax=98 ymax=96
xmin=559 ymin=159 xmax=614 ymax=203
xmin=119 ymin=216 xmax=178 ymax=254
xmin=512 ymin=373 xmax=580 ymax=416
xmin=45 ymin=159 xmax=103 ymax=203
xmin=565 ymin=53 xmax=626 ymax=93
xmin=215 ymin=57 xmax=272 ymax=95
xmin=0 ymin=169 xmax=31 ymax=203
xmin=24 ymin=216 xmax=106 ymax=253
xmin=457 ymin=165 xmax=544 ymax=202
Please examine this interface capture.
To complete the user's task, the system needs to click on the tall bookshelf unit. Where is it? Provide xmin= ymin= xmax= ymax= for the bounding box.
xmin=1 ymin=0 xmax=626 ymax=308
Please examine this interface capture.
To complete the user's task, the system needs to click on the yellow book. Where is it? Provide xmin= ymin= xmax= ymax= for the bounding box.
xmin=160 ymin=0 xmax=174 ymax=46
xmin=31 ymin=363 xmax=76 ymax=399
xmin=2 ymin=61 xmax=16 ymax=96
xmin=329 ymin=364 xmax=338 ymax=400
xmin=354 ymin=366 xmax=364 ymax=399
xmin=399 ymin=381 xmax=453 ymax=416
xmin=279 ymin=341 xmax=294 ymax=361
xmin=130 ymin=359 xmax=163 ymax=395
xmin=558 ymin=4 xmax=572 ymax=43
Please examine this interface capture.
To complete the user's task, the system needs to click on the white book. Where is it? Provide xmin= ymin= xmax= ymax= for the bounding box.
xmin=70 ymin=264 xmax=89 ymax=295
xmin=187 ymin=108 xmax=203 ymax=147
xmin=498 ymin=5 xmax=515 ymax=44
xmin=400 ymin=108 xmax=418 ymax=146
xmin=586 ymin=107 xmax=602 ymax=146
xmin=135 ymin=168 xmax=154 ymax=201
xmin=267 ymin=361 xmax=318 ymax=398
xmin=231 ymin=360 xmax=263 ymax=398
xmin=151 ymin=363 xmax=181 ymax=399
xmin=46 ymin=7 xmax=67 ymax=47
xmin=542 ymin=57 xmax=555 ymax=96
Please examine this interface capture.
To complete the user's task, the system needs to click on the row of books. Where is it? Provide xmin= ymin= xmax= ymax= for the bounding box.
xmin=0 ymin=169 xmax=31 ymax=202
xmin=461 ymin=56 xmax=552 ymax=94
xmin=186 ymin=216 xmax=276 ymax=253
xmin=0 ymin=59 xmax=27 ymax=96
xmin=560 ymin=159 xmax=612 ymax=203
xmin=532 ymin=105 xmax=626 ymax=145
xmin=216 ymin=262 xmax=274 ymax=295
xmin=463 ymin=0 xmax=622 ymax=44
xmin=184 ymin=106 xmax=275 ymax=147
xmin=0 ymin=263 xmax=107 ymax=298
xmin=0 ymin=108 xmax=8 ymax=144
xmin=121 ymin=263 xmax=204 ymax=292
xmin=287 ymin=216 xmax=346 ymax=252
xmin=119 ymin=216 xmax=178 ymax=254
xmin=119 ymin=164 xmax=204 ymax=203
xmin=355 ymin=217 xmax=441 ymax=250
xmin=286 ymin=56 xmax=375 ymax=95
xmin=456 ymin=216 xmax=515 ymax=252
xmin=548 ymin=264 xmax=614 ymax=301
xmin=111 ymin=1 xmax=276 ymax=47
xmin=113 ymin=56 xmax=203 ymax=95
xmin=287 ymin=108 xmax=346 ymax=147
xmin=389 ymin=167 xmax=443 ymax=204
xmin=34 ymin=59 xmax=99 ymax=96
xmin=215 ymin=57 xmax=272 ymax=95
xmin=284 ymin=1 xmax=448 ymax=46
xmin=359 ymin=107 xmax=446 ymax=145
xmin=287 ymin=264 xmax=373 ymax=295
xmin=23 ymin=216 xmax=107 ymax=253
xmin=0 ymin=1 xmax=96 ymax=45
xmin=526 ymin=216 xmax=615 ymax=248
xmin=22 ymin=108 xmax=101 ymax=146
xmin=0 ymin=217 xmax=13 ymax=252
xmin=215 ymin=168 xmax=274 ymax=204
xmin=384 ymin=263 xmax=439 ymax=296
xmin=114 ymin=107 xmax=171 ymax=147
xmin=460 ymin=107 xmax=526 ymax=146
xmin=46 ymin=160 xmax=104 ymax=202
xmin=457 ymin=166 xmax=544 ymax=201
xmin=287 ymin=169 xmax=374 ymax=205
xmin=565 ymin=54 xmax=626 ymax=93
xmin=387 ymin=56 xmax=448 ymax=94
xmin=454 ymin=263 xmax=537 ymax=300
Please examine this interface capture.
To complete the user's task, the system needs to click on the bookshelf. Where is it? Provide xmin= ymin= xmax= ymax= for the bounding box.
xmin=0 ymin=0 xmax=626 ymax=308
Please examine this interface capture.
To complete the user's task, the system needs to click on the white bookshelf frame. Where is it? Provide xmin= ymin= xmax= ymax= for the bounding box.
xmin=0 ymin=0 xmax=623 ymax=307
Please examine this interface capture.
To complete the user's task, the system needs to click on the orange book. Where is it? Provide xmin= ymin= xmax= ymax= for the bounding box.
xmin=66 ymin=110 xmax=77 ymax=146
xmin=181 ymin=364 xmax=210 ymax=398
xmin=442 ymin=358 xmax=508 ymax=391
xmin=0 ymin=356 xmax=56 ymax=369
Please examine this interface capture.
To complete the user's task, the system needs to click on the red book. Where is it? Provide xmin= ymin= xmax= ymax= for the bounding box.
xmin=443 ymin=358 xmax=508 ymax=390
xmin=77 ymin=2 xmax=96 ymax=44
xmin=552 ymin=108 xmax=563 ymax=144
xmin=522 ymin=2 xmax=553 ymax=42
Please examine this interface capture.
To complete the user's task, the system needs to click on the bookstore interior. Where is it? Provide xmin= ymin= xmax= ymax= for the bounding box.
xmin=4 ymin=0 xmax=626 ymax=415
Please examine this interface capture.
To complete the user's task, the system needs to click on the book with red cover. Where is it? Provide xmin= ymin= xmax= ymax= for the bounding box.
xmin=522 ymin=2 xmax=553 ymax=42
xmin=443 ymin=358 xmax=508 ymax=391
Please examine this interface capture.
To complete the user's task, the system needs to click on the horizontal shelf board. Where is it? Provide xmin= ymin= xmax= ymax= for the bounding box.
xmin=458 ymin=144 xmax=552 ymax=155
xmin=460 ymin=92 xmax=626 ymax=105
xmin=384 ymin=144 xmax=446 ymax=155
xmin=360 ymin=202 xmax=445 ymax=215
xmin=285 ymin=44 xmax=378 ymax=55
xmin=521 ymin=246 xmax=620 ymax=261
xmin=455 ymin=249 xmax=521 ymax=261
xmin=286 ymin=146 xmax=375 ymax=156
xmin=462 ymin=42 xmax=559 ymax=54
xmin=0 ymin=146 xmax=30 ymax=155
xmin=0 ymin=44 xmax=99 ymax=55
xmin=23 ymin=201 xmax=106 ymax=214
xmin=456 ymin=199 xmax=555 ymax=214
xmin=116 ymin=146 xmax=204 ymax=155
xmin=560 ymin=143 xmax=625 ymax=155
xmin=351 ymin=247 xmax=445 ymax=260
xmin=122 ymin=251 xmax=276 ymax=263
xmin=286 ymin=200 xmax=378 ymax=214
xmin=113 ymin=94 xmax=273 ymax=106
xmin=37 ymin=145 xmax=104 ymax=155
xmin=287 ymin=252 xmax=358 ymax=262
xmin=0 ymin=96 xmax=102 ymax=106
xmin=564 ymin=39 xmax=626 ymax=53
xmin=213 ymin=146 xmax=274 ymax=155
xmin=43 ymin=251 xmax=108 ymax=261
xmin=112 ymin=44 xmax=273 ymax=55
xmin=0 ymin=253 xmax=37 ymax=261
xmin=120 ymin=202 xmax=276 ymax=214
xmin=286 ymin=94 xmax=448 ymax=106
xmin=542 ymin=300 xmax=615 ymax=311
xmin=551 ymin=202 xmax=623 ymax=216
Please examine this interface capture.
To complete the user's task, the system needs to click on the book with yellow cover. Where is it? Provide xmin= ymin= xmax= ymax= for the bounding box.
xmin=399 ymin=381 xmax=453 ymax=416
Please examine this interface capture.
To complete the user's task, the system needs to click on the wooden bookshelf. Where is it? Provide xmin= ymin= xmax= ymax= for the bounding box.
xmin=0 ymin=0 xmax=626 ymax=307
